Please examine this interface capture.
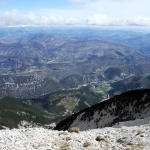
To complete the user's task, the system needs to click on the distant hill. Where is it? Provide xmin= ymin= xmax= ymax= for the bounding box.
xmin=109 ymin=75 xmax=150 ymax=97
xmin=146 ymin=75 xmax=150 ymax=81
xmin=104 ymin=66 xmax=140 ymax=80
xmin=60 ymin=73 xmax=105 ymax=89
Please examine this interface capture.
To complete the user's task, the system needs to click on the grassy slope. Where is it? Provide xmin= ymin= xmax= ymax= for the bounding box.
xmin=0 ymin=97 xmax=57 ymax=129
xmin=0 ymin=86 xmax=103 ymax=129
xmin=30 ymin=86 xmax=103 ymax=116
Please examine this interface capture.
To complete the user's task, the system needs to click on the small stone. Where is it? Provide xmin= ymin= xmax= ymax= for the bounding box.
xmin=127 ymin=142 xmax=134 ymax=146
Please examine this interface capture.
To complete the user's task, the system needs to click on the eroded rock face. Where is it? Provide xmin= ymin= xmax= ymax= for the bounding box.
xmin=0 ymin=75 xmax=62 ymax=98
xmin=0 ymin=122 xmax=150 ymax=150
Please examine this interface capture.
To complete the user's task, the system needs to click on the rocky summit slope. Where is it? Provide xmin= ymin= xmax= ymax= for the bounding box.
xmin=55 ymin=89 xmax=150 ymax=131
xmin=0 ymin=119 xmax=150 ymax=150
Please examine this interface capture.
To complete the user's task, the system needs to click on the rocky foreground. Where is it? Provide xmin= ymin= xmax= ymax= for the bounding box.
xmin=0 ymin=122 xmax=150 ymax=150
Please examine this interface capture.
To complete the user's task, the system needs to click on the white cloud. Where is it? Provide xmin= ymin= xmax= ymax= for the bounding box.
xmin=0 ymin=9 xmax=79 ymax=26
xmin=87 ymin=14 xmax=109 ymax=25
xmin=86 ymin=14 xmax=124 ymax=26
xmin=0 ymin=9 xmax=150 ymax=27
xmin=127 ymin=16 xmax=150 ymax=26
xmin=0 ymin=0 xmax=150 ymax=27
xmin=86 ymin=14 xmax=150 ymax=26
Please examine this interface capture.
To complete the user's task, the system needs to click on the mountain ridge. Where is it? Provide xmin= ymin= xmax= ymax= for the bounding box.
xmin=55 ymin=89 xmax=150 ymax=131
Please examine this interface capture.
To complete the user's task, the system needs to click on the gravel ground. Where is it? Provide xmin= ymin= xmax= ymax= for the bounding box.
xmin=0 ymin=123 xmax=150 ymax=150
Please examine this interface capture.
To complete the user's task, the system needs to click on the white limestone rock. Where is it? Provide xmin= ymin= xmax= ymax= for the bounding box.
xmin=0 ymin=120 xmax=150 ymax=150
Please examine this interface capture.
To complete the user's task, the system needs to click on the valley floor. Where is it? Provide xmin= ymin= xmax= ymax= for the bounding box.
xmin=0 ymin=120 xmax=150 ymax=150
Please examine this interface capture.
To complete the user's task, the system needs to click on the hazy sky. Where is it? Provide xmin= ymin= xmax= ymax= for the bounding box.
xmin=0 ymin=0 xmax=150 ymax=27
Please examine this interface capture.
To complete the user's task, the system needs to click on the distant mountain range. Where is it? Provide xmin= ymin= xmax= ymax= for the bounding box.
xmin=0 ymin=28 xmax=150 ymax=99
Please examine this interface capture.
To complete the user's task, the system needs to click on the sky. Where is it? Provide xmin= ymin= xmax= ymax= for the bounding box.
xmin=0 ymin=0 xmax=150 ymax=27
